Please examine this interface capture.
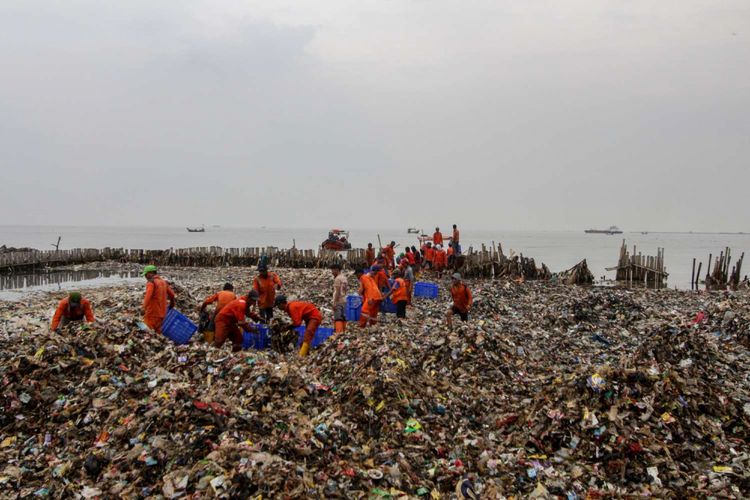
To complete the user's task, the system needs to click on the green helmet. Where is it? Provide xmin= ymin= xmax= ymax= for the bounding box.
xmin=142 ymin=265 xmax=158 ymax=276
xmin=69 ymin=292 xmax=82 ymax=304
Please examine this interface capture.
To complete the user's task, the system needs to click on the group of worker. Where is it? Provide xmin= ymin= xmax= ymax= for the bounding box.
xmin=49 ymin=225 xmax=472 ymax=357
xmin=365 ymin=225 xmax=461 ymax=279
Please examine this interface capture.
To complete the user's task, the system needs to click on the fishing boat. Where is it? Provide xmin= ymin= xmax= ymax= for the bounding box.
xmin=584 ymin=226 xmax=622 ymax=235
xmin=321 ymin=229 xmax=352 ymax=251
xmin=186 ymin=226 xmax=205 ymax=233
xmin=407 ymin=227 xmax=421 ymax=234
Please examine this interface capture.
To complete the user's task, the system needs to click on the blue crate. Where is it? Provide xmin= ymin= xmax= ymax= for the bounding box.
xmin=380 ymin=296 xmax=398 ymax=314
xmin=414 ymin=282 xmax=439 ymax=299
xmin=243 ymin=324 xmax=270 ymax=350
xmin=161 ymin=308 xmax=198 ymax=345
xmin=345 ymin=295 xmax=362 ymax=321
xmin=296 ymin=326 xmax=335 ymax=348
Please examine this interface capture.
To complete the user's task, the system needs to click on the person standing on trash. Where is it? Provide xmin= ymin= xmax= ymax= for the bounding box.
xmin=142 ymin=265 xmax=175 ymax=333
xmin=50 ymin=292 xmax=95 ymax=331
xmin=433 ymin=227 xmax=444 ymax=246
xmin=447 ymin=273 xmax=472 ymax=329
xmin=383 ymin=269 xmax=409 ymax=318
xmin=423 ymin=242 xmax=435 ymax=270
xmin=382 ymin=241 xmax=396 ymax=270
xmin=365 ymin=243 xmax=376 ymax=267
xmin=275 ymin=295 xmax=323 ymax=357
xmin=331 ymin=263 xmax=348 ymax=333
xmin=433 ymin=245 xmax=448 ymax=277
xmin=449 ymin=224 xmax=461 ymax=254
xmin=214 ymin=291 xmax=261 ymax=352
xmin=399 ymin=259 xmax=415 ymax=304
xmin=355 ymin=268 xmax=383 ymax=327
xmin=253 ymin=264 xmax=282 ymax=322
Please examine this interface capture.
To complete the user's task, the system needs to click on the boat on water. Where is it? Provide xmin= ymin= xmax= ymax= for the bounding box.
xmin=321 ymin=229 xmax=352 ymax=251
xmin=407 ymin=227 xmax=421 ymax=234
xmin=186 ymin=225 xmax=205 ymax=233
xmin=584 ymin=226 xmax=622 ymax=235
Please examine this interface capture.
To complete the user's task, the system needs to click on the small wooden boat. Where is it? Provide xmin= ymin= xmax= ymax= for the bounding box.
xmin=186 ymin=226 xmax=205 ymax=233
xmin=321 ymin=229 xmax=352 ymax=250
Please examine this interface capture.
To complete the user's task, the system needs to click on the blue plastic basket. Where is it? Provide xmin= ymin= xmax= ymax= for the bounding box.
xmin=243 ymin=324 xmax=270 ymax=350
xmin=414 ymin=282 xmax=439 ymax=299
xmin=296 ymin=326 xmax=335 ymax=348
xmin=161 ymin=309 xmax=198 ymax=345
xmin=380 ymin=296 xmax=398 ymax=314
xmin=345 ymin=295 xmax=362 ymax=321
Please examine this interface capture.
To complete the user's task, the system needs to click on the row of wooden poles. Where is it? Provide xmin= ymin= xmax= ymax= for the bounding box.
xmin=610 ymin=240 xmax=668 ymax=288
xmin=0 ymin=245 xmax=563 ymax=281
xmin=691 ymin=247 xmax=745 ymax=291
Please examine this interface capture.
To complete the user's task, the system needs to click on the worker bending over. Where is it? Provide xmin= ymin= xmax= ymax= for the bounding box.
xmin=51 ymin=292 xmax=95 ymax=331
xmin=447 ymin=273 xmax=473 ymax=329
xmin=142 ymin=265 xmax=175 ymax=333
xmin=275 ymin=295 xmax=323 ymax=357
xmin=214 ymin=291 xmax=261 ymax=352
xmin=355 ymin=268 xmax=383 ymax=327
xmin=331 ymin=263 xmax=348 ymax=333
xmin=253 ymin=264 xmax=282 ymax=321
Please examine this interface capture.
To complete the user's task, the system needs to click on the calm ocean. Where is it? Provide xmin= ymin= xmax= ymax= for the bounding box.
xmin=2 ymin=225 xmax=749 ymax=290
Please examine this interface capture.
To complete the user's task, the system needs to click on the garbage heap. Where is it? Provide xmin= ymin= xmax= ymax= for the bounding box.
xmin=0 ymin=266 xmax=749 ymax=498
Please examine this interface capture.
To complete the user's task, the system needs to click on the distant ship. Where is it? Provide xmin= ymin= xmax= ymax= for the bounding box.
xmin=407 ymin=227 xmax=421 ymax=234
xmin=186 ymin=225 xmax=205 ymax=233
xmin=585 ymin=226 xmax=623 ymax=235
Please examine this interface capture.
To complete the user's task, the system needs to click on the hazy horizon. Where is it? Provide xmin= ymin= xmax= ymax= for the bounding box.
xmin=2 ymin=1 xmax=749 ymax=231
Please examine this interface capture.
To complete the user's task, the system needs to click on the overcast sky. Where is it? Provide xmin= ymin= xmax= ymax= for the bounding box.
xmin=1 ymin=0 xmax=748 ymax=231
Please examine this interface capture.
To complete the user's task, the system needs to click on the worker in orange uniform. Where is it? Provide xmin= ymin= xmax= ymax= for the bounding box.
xmin=355 ymin=268 xmax=383 ymax=327
xmin=275 ymin=295 xmax=323 ymax=357
xmin=383 ymin=269 xmax=409 ymax=318
xmin=447 ymin=273 xmax=472 ymax=329
xmin=200 ymin=283 xmax=236 ymax=317
xmin=365 ymin=243 xmax=376 ymax=267
xmin=382 ymin=241 xmax=396 ymax=270
xmin=447 ymin=243 xmax=455 ymax=268
xmin=51 ymin=292 xmax=95 ymax=331
xmin=433 ymin=245 xmax=448 ymax=277
xmin=331 ymin=263 xmax=348 ymax=333
xmin=433 ymin=227 xmax=444 ymax=246
xmin=142 ymin=265 xmax=175 ymax=333
xmin=423 ymin=242 xmax=435 ymax=270
xmin=372 ymin=264 xmax=390 ymax=294
xmin=214 ymin=291 xmax=262 ymax=352
xmin=253 ymin=263 xmax=282 ymax=322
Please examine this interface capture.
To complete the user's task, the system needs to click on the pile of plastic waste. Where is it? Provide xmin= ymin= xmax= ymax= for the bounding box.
xmin=1 ymin=264 xmax=748 ymax=497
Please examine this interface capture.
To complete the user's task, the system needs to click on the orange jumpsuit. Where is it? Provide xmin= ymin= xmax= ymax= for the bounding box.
xmin=433 ymin=232 xmax=443 ymax=246
xmin=359 ymin=274 xmax=383 ymax=327
xmin=51 ymin=298 xmax=95 ymax=330
xmin=434 ymin=250 xmax=448 ymax=272
xmin=284 ymin=301 xmax=323 ymax=346
xmin=214 ymin=298 xmax=260 ymax=349
xmin=202 ymin=290 xmax=236 ymax=316
xmin=374 ymin=268 xmax=390 ymax=292
xmin=424 ymin=246 xmax=435 ymax=267
xmin=450 ymin=283 xmax=473 ymax=319
xmin=382 ymin=246 xmax=395 ymax=269
xmin=253 ymin=273 xmax=282 ymax=319
xmin=143 ymin=276 xmax=175 ymax=333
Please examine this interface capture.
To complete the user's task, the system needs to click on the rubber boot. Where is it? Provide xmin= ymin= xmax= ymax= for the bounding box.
xmin=299 ymin=341 xmax=311 ymax=357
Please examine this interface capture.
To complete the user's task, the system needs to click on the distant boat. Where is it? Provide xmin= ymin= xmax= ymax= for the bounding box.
xmin=407 ymin=227 xmax=421 ymax=234
xmin=186 ymin=225 xmax=205 ymax=233
xmin=585 ymin=226 xmax=623 ymax=235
